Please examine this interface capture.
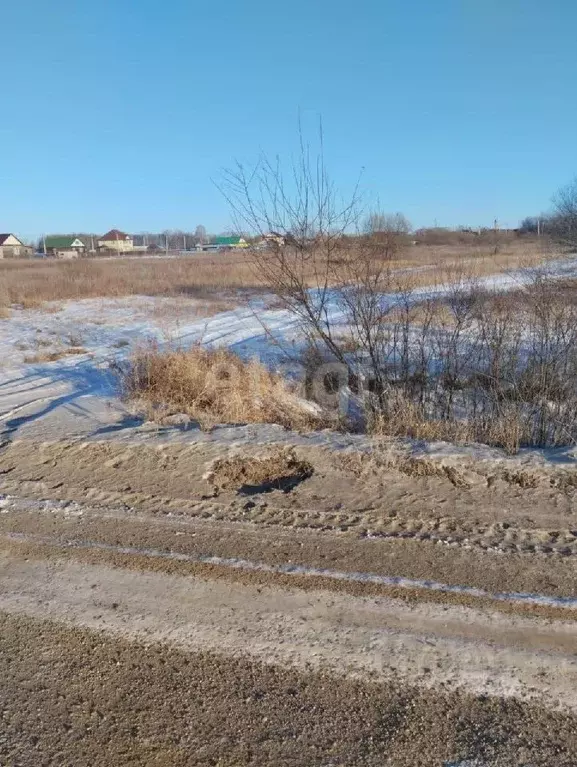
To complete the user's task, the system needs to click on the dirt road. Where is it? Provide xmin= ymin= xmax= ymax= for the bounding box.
xmin=1 ymin=437 xmax=577 ymax=765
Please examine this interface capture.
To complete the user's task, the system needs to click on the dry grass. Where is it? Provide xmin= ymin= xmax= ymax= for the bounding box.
xmin=403 ymin=238 xmax=558 ymax=271
xmin=337 ymin=448 xmax=470 ymax=488
xmin=386 ymin=242 xmax=561 ymax=296
xmin=23 ymin=347 xmax=88 ymax=364
xmin=123 ymin=344 xmax=333 ymax=431
xmin=204 ymin=447 xmax=314 ymax=493
xmin=149 ymin=296 xmax=236 ymax=323
xmin=0 ymin=254 xmax=261 ymax=311
xmin=501 ymin=468 xmax=540 ymax=489
xmin=368 ymin=397 xmax=527 ymax=455
xmin=0 ymin=239 xmax=554 ymax=312
xmin=369 ymin=400 xmax=472 ymax=442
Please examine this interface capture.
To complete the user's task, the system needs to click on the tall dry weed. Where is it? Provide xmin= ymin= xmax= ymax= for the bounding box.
xmin=123 ymin=343 xmax=332 ymax=431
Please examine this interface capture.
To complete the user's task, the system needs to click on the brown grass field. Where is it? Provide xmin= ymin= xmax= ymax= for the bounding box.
xmin=0 ymin=238 xmax=557 ymax=313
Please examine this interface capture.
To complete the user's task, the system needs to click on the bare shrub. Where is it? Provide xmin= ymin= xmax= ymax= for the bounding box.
xmin=221 ymin=136 xmax=419 ymax=418
xmin=222 ymin=138 xmax=577 ymax=452
xmin=371 ymin=274 xmax=577 ymax=452
xmin=122 ymin=343 xmax=332 ymax=431
xmin=549 ymin=177 xmax=577 ymax=248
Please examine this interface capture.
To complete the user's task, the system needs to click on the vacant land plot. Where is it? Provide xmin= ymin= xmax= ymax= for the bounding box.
xmin=0 ymin=238 xmax=555 ymax=312
xmin=0 ymin=252 xmax=259 ymax=311
xmin=1 ymin=238 xmax=577 ymax=765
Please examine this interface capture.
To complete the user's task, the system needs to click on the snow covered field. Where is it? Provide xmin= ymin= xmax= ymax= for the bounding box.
xmin=0 ymin=293 xmax=306 ymax=442
xmin=1 ymin=254 xmax=577 ymax=459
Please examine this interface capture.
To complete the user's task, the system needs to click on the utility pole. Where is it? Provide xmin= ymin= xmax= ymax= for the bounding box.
xmin=493 ymin=218 xmax=499 ymax=255
xmin=183 ymin=233 xmax=186 ymax=251
xmin=43 ymin=235 xmax=46 ymax=256
xmin=165 ymin=233 xmax=169 ymax=255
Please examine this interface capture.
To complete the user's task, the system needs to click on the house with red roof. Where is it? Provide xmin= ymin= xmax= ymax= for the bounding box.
xmin=97 ymin=229 xmax=134 ymax=253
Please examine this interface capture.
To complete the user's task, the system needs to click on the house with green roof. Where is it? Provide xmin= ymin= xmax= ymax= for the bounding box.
xmin=213 ymin=235 xmax=248 ymax=249
xmin=44 ymin=236 xmax=86 ymax=259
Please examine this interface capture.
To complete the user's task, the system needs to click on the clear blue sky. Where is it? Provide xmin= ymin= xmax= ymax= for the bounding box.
xmin=2 ymin=0 xmax=576 ymax=240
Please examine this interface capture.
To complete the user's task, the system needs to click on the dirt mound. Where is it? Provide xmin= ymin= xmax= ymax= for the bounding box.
xmin=204 ymin=447 xmax=314 ymax=494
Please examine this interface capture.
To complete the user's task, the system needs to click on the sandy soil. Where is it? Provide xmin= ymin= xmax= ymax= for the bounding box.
xmin=2 ymin=611 xmax=576 ymax=767
xmin=1 ymin=436 xmax=577 ymax=764
xmin=1 ymin=551 xmax=577 ymax=709
xmin=1 ymin=438 xmax=576 ymax=581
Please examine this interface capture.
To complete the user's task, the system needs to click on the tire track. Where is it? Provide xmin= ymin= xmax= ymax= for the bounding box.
xmin=2 ymin=478 xmax=577 ymax=558
xmin=1 ymin=546 xmax=577 ymax=716
xmin=2 ymin=526 xmax=577 ymax=613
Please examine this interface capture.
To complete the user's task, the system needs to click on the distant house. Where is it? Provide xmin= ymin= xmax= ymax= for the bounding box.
xmin=44 ymin=236 xmax=86 ymax=259
xmin=213 ymin=236 xmax=248 ymax=249
xmin=97 ymin=229 xmax=134 ymax=253
xmin=262 ymin=232 xmax=285 ymax=247
xmin=0 ymin=233 xmax=30 ymax=258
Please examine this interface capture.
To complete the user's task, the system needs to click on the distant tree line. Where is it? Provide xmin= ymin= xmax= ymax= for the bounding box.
xmin=38 ymin=174 xmax=577 ymax=255
xmin=362 ymin=175 xmax=577 ymax=250
xmin=520 ymin=177 xmax=577 ymax=248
